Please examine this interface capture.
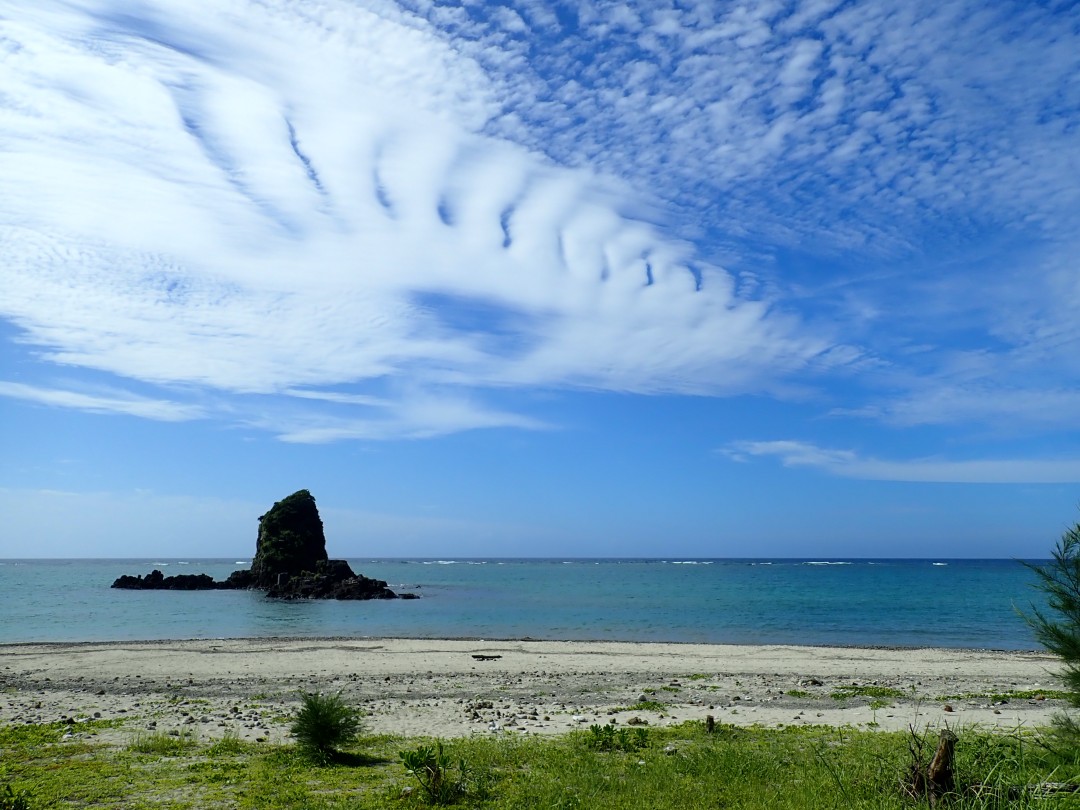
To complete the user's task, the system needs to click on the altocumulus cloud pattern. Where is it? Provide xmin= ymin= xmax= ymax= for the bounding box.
xmin=1 ymin=0 xmax=1078 ymax=450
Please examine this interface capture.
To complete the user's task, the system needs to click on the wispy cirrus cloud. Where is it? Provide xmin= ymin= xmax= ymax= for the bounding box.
xmin=725 ymin=440 xmax=1080 ymax=484
xmin=0 ymin=380 xmax=203 ymax=422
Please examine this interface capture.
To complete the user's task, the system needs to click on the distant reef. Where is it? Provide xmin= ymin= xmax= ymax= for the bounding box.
xmin=112 ymin=490 xmax=416 ymax=600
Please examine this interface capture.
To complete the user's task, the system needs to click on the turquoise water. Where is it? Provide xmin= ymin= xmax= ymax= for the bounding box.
xmin=0 ymin=558 xmax=1048 ymax=649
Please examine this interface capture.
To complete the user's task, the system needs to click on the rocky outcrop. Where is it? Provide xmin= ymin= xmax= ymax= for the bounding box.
xmin=250 ymin=490 xmax=328 ymax=589
xmin=112 ymin=490 xmax=414 ymax=600
xmin=111 ymin=570 xmax=228 ymax=590
xmin=265 ymin=559 xmax=398 ymax=600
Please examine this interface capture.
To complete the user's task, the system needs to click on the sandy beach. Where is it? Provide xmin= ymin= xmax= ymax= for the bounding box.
xmin=0 ymin=638 xmax=1065 ymax=746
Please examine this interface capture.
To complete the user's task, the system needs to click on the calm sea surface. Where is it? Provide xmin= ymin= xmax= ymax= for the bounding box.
xmin=0 ymin=558 xmax=1049 ymax=650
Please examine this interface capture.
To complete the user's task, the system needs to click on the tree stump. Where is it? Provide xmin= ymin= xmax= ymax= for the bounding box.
xmin=906 ymin=728 xmax=958 ymax=806
xmin=926 ymin=729 xmax=958 ymax=798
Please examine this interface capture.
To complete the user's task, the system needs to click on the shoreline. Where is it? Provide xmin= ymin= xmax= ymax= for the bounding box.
xmin=0 ymin=638 xmax=1065 ymax=745
xmin=0 ymin=634 xmax=1047 ymax=653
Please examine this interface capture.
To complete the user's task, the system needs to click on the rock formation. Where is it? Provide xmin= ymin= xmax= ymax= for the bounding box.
xmin=110 ymin=570 xmax=228 ymax=590
xmin=112 ymin=490 xmax=412 ymax=600
xmin=250 ymin=489 xmax=328 ymax=589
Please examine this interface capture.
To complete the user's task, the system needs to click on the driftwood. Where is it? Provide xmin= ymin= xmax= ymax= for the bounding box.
xmin=905 ymin=728 xmax=957 ymax=806
xmin=471 ymin=654 xmax=502 ymax=661
xmin=903 ymin=727 xmax=1080 ymax=804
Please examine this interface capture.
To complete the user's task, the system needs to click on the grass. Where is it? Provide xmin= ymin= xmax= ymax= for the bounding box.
xmin=937 ymin=689 xmax=1073 ymax=703
xmin=5 ymin=718 xmax=1080 ymax=808
xmin=128 ymin=730 xmax=199 ymax=756
xmin=612 ymin=700 xmax=667 ymax=713
xmin=830 ymin=686 xmax=906 ymax=702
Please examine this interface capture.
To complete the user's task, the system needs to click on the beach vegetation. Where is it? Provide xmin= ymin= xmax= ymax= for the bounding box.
xmin=787 ymin=689 xmax=813 ymax=698
xmin=937 ymin=689 xmax=1071 ymax=703
xmin=127 ymin=729 xmax=199 ymax=756
xmin=1025 ymin=520 xmax=1080 ymax=746
xmin=584 ymin=723 xmax=649 ymax=752
xmin=614 ymin=699 xmax=666 ymax=713
xmin=290 ymin=691 xmax=362 ymax=763
xmin=0 ymin=785 xmax=33 ymax=810
xmin=831 ymin=685 xmax=904 ymax=702
xmin=206 ymin=731 xmax=252 ymax=757
xmin=399 ymin=740 xmax=475 ymax=805
xmin=5 ymin=717 xmax=1080 ymax=808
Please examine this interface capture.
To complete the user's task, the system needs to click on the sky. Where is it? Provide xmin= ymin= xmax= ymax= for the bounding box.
xmin=1 ymin=0 xmax=1079 ymax=559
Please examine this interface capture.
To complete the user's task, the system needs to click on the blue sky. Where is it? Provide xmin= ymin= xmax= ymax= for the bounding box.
xmin=2 ymin=0 xmax=1079 ymax=558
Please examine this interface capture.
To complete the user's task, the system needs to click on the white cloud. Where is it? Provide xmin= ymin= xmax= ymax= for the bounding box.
xmin=0 ymin=0 xmax=831 ymax=440
xmin=0 ymin=380 xmax=203 ymax=421
xmin=725 ymin=440 xmax=1080 ymax=484
xmin=1 ymin=0 xmax=1079 ymax=443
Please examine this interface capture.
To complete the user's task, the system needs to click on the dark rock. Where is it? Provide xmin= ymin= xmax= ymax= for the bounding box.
xmin=250 ymin=489 xmax=328 ymax=589
xmin=265 ymin=559 xmax=397 ymax=600
xmin=111 ymin=570 xmax=226 ymax=590
xmin=222 ymin=569 xmax=255 ymax=589
xmin=111 ymin=490 xmax=401 ymax=600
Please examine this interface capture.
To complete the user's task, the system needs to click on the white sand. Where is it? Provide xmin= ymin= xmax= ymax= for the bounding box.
xmin=0 ymin=638 xmax=1064 ymax=746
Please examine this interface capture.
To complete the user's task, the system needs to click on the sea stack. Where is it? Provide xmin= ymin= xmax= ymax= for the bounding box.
xmin=112 ymin=489 xmax=408 ymax=600
xmin=249 ymin=489 xmax=329 ymax=589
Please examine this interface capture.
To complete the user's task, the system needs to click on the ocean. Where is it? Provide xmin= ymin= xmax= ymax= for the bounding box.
xmin=0 ymin=558 xmax=1049 ymax=650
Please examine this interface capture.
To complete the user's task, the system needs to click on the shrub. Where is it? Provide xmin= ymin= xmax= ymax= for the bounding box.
xmin=290 ymin=691 xmax=361 ymax=761
xmin=1025 ymin=520 xmax=1080 ymax=743
xmin=399 ymin=741 xmax=469 ymax=805
xmin=585 ymin=723 xmax=649 ymax=752
xmin=0 ymin=785 xmax=32 ymax=810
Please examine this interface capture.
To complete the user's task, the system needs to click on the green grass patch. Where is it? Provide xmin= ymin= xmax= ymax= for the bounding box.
xmin=613 ymin=700 xmax=667 ymax=713
xmin=830 ymin=685 xmax=905 ymax=701
xmin=786 ymin=689 xmax=813 ymax=698
xmin=937 ymin=689 xmax=1072 ymax=703
xmin=5 ymin=719 xmax=1080 ymax=809
xmin=128 ymin=729 xmax=199 ymax=756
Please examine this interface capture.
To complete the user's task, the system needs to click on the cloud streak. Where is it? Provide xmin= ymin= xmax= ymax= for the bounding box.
xmin=725 ymin=440 xmax=1080 ymax=484
xmin=0 ymin=380 xmax=203 ymax=422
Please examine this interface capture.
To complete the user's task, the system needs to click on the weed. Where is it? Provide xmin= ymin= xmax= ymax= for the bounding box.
xmin=0 ymin=785 xmax=33 ymax=810
xmin=585 ymin=723 xmax=649 ymax=752
xmin=205 ymin=731 xmax=250 ymax=756
xmin=127 ymin=730 xmax=197 ymax=756
xmin=399 ymin=741 xmax=470 ymax=805
xmin=787 ymin=689 xmax=812 ymax=699
xmin=615 ymin=700 xmax=667 ymax=713
xmin=937 ymin=689 xmax=1071 ymax=703
xmin=830 ymin=685 xmax=904 ymax=701
xmin=290 ymin=691 xmax=361 ymax=762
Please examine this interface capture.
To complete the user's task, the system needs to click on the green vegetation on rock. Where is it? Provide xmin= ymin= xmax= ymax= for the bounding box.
xmin=250 ymin=490 xmax=328 ymax=588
